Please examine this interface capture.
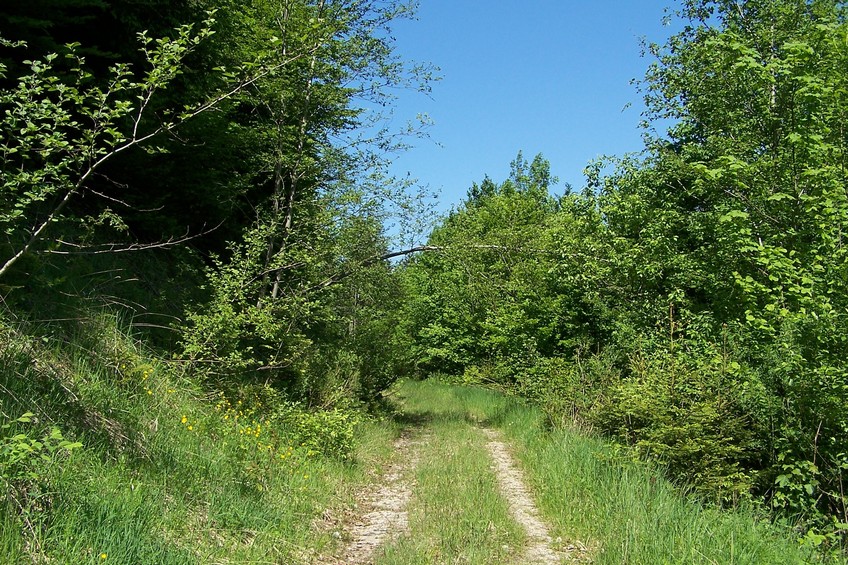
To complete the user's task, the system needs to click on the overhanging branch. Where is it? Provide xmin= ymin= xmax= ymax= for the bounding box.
xmin=306 ymin=243 xmax=551 ymax=294
xmin=43 ymin=223 xmax=223 ymax=255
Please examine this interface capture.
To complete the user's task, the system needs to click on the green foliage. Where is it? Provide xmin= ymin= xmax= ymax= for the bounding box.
xmin=631 ymin=0 xmax=848 ymax=541
xmin=181 ymin=224 xmax=313 ymax=382
xmin=0 ymin=14 xmax=218 ymax=278
xmin=397 ymin=152 xmax=559 ymax=377
xmin=592 ymin=346 xmax=771 ymax=504
xmin=0 ymin=409 xmax=82 ymax=559
xmin=180 ymin=0 xmax=435 ymax=405
xmin=2 ymin=0 xmax=435 ymax=406
xmin=211 ymin=381 xmax=361 ymax=461
xmin=394 ymin=379 xmax=815 ymax=564
xmin=0 ymin=310 xmax=392 ymax=562
xmin=396 ymin=3 xmax=848 ymax=552
xmin=515 ymin=351 xmax=617 ymax=429
xmin=0 ymin=412 xmax=82 ymax=485
xmin=0 ymin=411 xmax=82 ymax=513
xmin=4 ymin=0 xmax=848 ymax=559
xmin=280 ymin=405 xmax=360 ymax=460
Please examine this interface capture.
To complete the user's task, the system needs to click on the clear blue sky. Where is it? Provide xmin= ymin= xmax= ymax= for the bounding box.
xmin=384 ymin=1 xmax=681 ymax=212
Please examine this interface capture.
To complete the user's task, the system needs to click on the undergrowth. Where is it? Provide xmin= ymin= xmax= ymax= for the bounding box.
xmin=396 ymin=378 xmax=828 ymax=564
xmin=0 ymin=310 xmax=383 ymax=563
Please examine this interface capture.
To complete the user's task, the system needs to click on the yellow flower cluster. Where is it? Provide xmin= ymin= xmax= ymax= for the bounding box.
xmin=180 ymin=415 xmax=195 ymax=432
xmin=279 ymin=445 xmax=294 ymax=460
xmin=118 ymin=361 xmax=170 ymax=398
xmin=141 ymin=365 xmax=152 ymax=395
xmin=213 ymin=391 xmax=307 ymax=470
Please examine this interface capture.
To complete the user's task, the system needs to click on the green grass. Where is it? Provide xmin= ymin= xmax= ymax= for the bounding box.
xmin=0 ymin=311 xmax=830 ymax=564
xmin=0 ymin=312 xmax=398 ymax=564
xmin=376 ymin=385 xmax=524 ymax=564
xmin=392 ymin=378 xmax=821 ymax=565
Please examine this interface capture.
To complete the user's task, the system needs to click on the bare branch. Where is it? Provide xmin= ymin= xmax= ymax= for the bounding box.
xmin=86 ymin=183 xmax=163 ymax=212
xmin=306 ymin=244 xmax=550 ymax=293
xmin=43 ymin=223 xmax=222 ymax=255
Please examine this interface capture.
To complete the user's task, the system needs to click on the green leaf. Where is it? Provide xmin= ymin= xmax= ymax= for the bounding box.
xmin=719 ymin=210 xmax=749 ymax=223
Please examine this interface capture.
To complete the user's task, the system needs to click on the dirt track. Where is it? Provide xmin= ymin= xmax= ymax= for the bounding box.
xmin=320 ymin=431 xmax=424 ymax=564
xmin=319 ymin=424 xmax=582 ymax=564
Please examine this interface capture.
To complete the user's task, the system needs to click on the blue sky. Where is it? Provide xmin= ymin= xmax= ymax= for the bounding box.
xmin=384 ymin=1 xmax=681 ymax=211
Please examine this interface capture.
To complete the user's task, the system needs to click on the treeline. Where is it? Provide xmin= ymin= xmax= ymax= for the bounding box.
xmin=393 ymin=0 xmax=848 ymax=553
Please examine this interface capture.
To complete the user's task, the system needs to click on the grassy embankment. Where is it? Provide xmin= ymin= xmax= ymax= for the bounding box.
xmin=0 ymin=312 xmax=399 ymax=564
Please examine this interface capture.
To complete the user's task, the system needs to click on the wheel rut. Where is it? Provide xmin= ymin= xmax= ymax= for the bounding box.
xmin=482 ymin=428 xmax=585 ymax=564
xmin=317 ymin=420 xmax=588 ymax=564
xmin=318 ymin=430 xmax=424 ymax=564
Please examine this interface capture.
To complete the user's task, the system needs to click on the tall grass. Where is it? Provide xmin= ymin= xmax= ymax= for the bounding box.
xmin=0 ymin=311 xmax=393 ymax=564
xmin=395 ymin=379 xmax=822 ymax=564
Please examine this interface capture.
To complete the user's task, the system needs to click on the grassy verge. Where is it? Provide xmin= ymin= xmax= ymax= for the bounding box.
xmin=376 ymin=384 xmax=524 ymax=564
xmin=0 ymin=311 xmax=829 ymax=564
xmin=392 ymin=378 xmax=822 ymax=565
xmin=0 ymin=312 xmax=398 ymax=564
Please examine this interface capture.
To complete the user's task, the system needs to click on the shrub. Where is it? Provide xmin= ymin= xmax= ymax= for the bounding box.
xmin=591 ymin=347 xmax=772 ymax=505
xmin=0 ymin=411 xmax=82 ymax=548
xmin=280 ymin=406 xmax=360 ymax=460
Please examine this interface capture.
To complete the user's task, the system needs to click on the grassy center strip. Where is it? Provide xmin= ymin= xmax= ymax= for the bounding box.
xmin=374 ymin=384 xmax=526 ymax=564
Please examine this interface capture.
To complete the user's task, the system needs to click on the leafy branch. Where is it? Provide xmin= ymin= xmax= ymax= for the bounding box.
xmin=0 ymin=14 xmax=318 ymax=279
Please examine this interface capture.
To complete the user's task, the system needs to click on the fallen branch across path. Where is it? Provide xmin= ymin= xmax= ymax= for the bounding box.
xmin=306 ymin=243 xmax=550 ymax=293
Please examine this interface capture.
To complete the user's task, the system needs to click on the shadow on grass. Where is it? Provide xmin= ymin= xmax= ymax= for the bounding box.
xmin=389 ymin=410 xmax=434 ymax=428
